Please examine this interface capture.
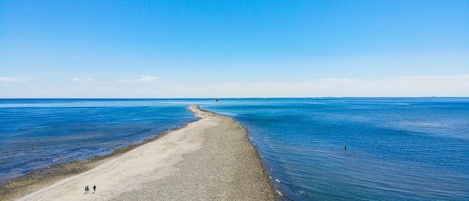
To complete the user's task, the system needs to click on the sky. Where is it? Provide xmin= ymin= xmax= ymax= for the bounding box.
xmin=1 ymin=0 xmax=468 ymax=98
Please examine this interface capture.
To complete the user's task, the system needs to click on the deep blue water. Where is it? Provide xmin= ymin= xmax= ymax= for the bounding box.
xmin=0 ymin=99 xmax=197 ymax=184
xmin=203 ymin=98 xmax=469 ymax=201
xmin=2 ymin=98 xmax=469 ymax=200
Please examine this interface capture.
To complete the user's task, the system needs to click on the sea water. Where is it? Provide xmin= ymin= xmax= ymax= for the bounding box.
xmin=203 ymin=98 xmax=469 ymax=201
xmin=0 ymin=99 xmax=197 ymax=184
xmin=2 ymin=98 xmax=468 ymax=200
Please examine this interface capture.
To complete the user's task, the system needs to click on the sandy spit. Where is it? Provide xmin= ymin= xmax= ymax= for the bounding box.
xmin=14 ymin=105 xmax=275 ymax=201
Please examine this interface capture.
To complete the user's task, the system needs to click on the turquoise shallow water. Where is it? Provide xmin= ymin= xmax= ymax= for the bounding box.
xmin=2 ymin=98 xmax=469 ymax=200
xmin=203 ymin=98 xmax=469 ymax=201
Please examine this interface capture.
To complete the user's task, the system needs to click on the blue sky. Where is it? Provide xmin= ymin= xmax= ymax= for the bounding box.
xmin=1 ymin=0 xmax=468 ymax=97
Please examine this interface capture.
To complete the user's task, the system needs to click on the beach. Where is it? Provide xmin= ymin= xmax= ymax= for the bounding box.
xmin=10 ymin=105 xmax=274 ymax=201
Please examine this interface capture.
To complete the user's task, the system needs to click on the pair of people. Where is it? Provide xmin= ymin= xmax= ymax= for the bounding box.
xmin=84 ymin=185 xmax=96 ymax=194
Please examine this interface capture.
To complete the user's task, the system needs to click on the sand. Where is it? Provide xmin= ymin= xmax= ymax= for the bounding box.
xmin=13 ymin=105 xmax=275 ymax=201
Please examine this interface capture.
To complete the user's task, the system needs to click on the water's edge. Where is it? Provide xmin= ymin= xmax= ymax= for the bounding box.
xmin=0 ymin=112 xmax=201 ymax=201
xmin=1 ymin=105 xmax=278 ymax=201
xmin=198 ymin=105 xmax=279 ymax=200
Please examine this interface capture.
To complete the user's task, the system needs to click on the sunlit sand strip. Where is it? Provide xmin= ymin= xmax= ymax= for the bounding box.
xmin=16 ymin=105 xmax=274 ymax=201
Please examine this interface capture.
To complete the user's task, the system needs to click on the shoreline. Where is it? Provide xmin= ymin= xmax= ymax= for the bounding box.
xmin=197 ymin=106 xmax=277 ymax=194
xmin=1 ymin=112 xmax=200 ymax=201
xmin=5 ymin=105 xmax=275 ymax=201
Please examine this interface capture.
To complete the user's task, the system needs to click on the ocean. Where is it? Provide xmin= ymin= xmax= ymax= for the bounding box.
xmin=203 ymin=98 xmax=469 ymax=201
xmin=1 ymin=98 xmax=469 ymax=200
xmin=0 ymin=99 xmax=197 ymax=184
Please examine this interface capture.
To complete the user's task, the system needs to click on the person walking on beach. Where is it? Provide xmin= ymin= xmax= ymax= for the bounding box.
xmin=93 ymin=185 xmax=96 ymax=193
xmin=85 ymin=185 xmax=89 ymax=194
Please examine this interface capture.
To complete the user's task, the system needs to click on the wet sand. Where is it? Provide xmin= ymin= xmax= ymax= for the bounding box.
xmin=11 ymin=105 xmax=275 ymax=201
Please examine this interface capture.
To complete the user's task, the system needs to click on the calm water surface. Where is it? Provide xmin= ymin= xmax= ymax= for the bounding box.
xmin=203 ymin=98 xmax=469 ymax=201
xmin=2 ymin=98 xmax=468 ymax=200
xmin=0 ymin=99 xmax=197 ymax=184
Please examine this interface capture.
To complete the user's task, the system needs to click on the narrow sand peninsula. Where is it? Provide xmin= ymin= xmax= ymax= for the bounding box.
xmin=15 ymin=106 xmax=274 ymax=201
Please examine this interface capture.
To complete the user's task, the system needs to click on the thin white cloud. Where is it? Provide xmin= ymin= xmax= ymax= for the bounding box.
xmin=0 ymin=76 xmax=31 ymax=83
xmin=163 ymin=74 xmax=469 ymax=98
xmin=2 ymin=74 xmax=468 ymax=98
xmin=71 ymin=78 xmax=94 ymax=85
xmin=136 ymin=75 xmax=160 ymax=82
xmin=116 ymin=75 xmax=160 ymax=83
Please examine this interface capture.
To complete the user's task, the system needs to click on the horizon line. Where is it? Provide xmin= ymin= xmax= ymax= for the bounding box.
xmin=1 ymin=96 xmax=468 ymax=99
